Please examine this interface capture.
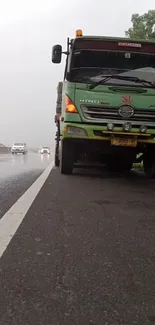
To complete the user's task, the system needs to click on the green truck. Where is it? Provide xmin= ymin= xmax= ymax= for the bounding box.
xmin=52 ymin=29 xmax=155 ymax=177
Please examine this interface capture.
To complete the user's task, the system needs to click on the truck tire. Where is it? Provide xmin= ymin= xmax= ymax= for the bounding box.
xmin=143 ymin=153 xmax=155 ymax=178
xmin=55 ymin=144 xmax=60 ymax=167
xmin=60 ymin=140 xmax=74 ymax=174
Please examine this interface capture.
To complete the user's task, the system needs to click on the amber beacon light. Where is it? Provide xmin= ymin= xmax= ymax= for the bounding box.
xmin=76 ymin=29 xmax=83 ymax=37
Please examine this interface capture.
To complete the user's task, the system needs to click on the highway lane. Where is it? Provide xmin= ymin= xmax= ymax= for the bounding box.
xmin=0 ymin=167 xmax=155 ymax=324
xmin=0 ymin=153 xmax=52 ymax=180
xmin=0 ymin=153 xmax=53 ymax=219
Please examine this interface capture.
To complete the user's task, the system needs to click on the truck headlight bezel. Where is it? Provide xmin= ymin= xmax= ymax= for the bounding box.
xmin=67 ymin=126 xmax=87 ymax=137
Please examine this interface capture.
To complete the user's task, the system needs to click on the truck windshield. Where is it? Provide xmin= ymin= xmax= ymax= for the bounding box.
xmin=69 ymin=50 xmax=155 ymax=86
xmin=14 ymin=143 xmax=24 ymax=146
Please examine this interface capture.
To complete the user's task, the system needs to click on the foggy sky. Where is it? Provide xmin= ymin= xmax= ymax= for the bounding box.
xmin=0 ymin=0 xmax=154 ymax=148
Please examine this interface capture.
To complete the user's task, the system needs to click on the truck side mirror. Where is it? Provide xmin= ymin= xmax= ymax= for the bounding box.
xmin=52 ymin=44 xmax=62 ymax=63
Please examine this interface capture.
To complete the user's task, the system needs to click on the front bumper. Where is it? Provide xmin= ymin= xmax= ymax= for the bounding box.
xmin=61 ymin=123 xmax=155 ymax=144
xmin=11 ymin=149 xmax=25 ymax=153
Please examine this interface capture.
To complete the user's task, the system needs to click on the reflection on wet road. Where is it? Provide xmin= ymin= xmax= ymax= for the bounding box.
xmin=0 ymin=153 xmax=52 ymax=181
xmin=0 ymin=153 xmax=53 ymax=218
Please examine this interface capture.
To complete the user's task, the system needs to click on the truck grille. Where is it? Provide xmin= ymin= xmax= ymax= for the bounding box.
xmin=81 ymin=105 xmax=155 ymax=123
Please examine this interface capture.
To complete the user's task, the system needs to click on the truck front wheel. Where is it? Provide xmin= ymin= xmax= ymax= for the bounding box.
xmin=60 ymin=140 xmax=74 ymax=175
xmin=143 ymin=153 xmax=155 ymax=178
xmin=55 ymin=143 xmax=60 ymax=167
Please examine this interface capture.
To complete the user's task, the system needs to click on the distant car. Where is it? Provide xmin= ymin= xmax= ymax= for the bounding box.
xmin=11 ymin=143 xmax=27 ymax=155
xmin=40 ymin=147 xmax=50 ymax=154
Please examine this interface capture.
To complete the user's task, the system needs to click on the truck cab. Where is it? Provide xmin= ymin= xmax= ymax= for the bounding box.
xmin=52 ymin=30 xmax=155 ymax=177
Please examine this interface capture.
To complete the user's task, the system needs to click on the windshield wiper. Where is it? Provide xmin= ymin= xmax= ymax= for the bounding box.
xmin=89 ymin=74 xmax=155 ymax=90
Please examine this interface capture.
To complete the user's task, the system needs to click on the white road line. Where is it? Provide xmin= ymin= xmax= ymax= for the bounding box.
xmin=0 ymin=161 xmax=54 ymax=259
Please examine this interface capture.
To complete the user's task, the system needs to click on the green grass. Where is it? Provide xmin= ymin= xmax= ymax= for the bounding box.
xmin=133 ymin=153 xmax=144 ymax=170
xmin=133 ymin=161 xmax=143 ymax=170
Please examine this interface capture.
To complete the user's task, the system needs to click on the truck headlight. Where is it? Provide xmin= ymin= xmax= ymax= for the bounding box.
xmin=107 ymin=123 xmax=114 ymax=131
xmin=123 ymin=122 xmax=132 ymax=132
xmin=140 ymin=125 xmax=147 ymax=133
xmin=67 ymin=126 xmax=87 ymax=136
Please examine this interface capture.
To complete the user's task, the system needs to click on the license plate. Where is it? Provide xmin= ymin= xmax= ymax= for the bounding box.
xmin=111 ymin=137 xmax=137 ymax=147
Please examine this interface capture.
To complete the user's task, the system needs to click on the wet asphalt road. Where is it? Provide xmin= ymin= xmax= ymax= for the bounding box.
xmin=0 ymin=153 xmax=52 ymax=218
xmin=0 ymin=166 xmax=155 ymax=324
